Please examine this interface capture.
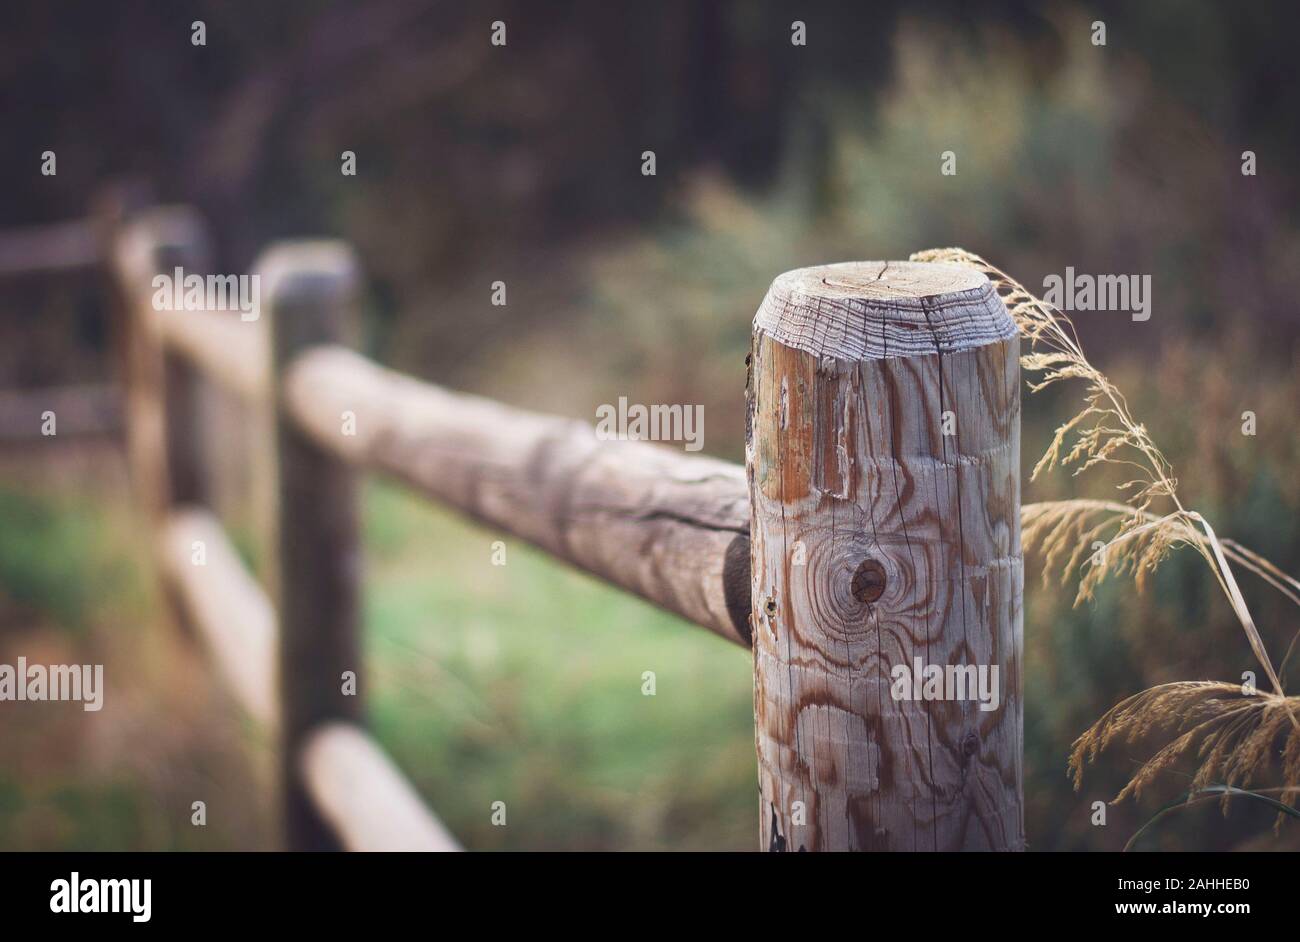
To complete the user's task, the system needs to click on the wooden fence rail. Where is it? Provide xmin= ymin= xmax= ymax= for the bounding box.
xmin=0 ymin=217 xmax=102 ymax=277
xmin=301 ymin=724 xmax=460 ymax=852
xmin=283 ymin=345 xmax=754 ymax=647
xmin=105 ymin=209 xmax=456 ymax=851
xmin=4 ymin=200 xmax=1025 ymax=852
xmin=0 ymin=384 xmax=121 ymax=441
xmin=159 ymin=508 xmax=277 ymax=727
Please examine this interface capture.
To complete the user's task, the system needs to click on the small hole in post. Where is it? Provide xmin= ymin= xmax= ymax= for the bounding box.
xmin=851 ymin=559 xmax=887 ymax=605
xmin=764 ymin=598 xmax=777 ymax=618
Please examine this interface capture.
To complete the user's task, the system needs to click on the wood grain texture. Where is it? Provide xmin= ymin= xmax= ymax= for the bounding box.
xmin=282 ymin=345 xmax=753 ymax=647
xmin=747 ymin=261 xmax=1024 ymax=851
xmin=300 ymin=723 xmax=460 ymax=852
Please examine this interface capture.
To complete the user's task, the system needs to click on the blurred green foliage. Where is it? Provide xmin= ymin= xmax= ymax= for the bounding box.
xmin=0 ymin=488 xmax=125 ymax=634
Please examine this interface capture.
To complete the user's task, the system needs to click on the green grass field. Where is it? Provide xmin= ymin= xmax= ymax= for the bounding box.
xmin=361 ymin=480 xmax=756 ymax=851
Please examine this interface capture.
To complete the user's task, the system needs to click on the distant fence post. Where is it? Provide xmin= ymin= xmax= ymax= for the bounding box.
xmin=261 ymin=242 xmax=363 ymax=851
xmin=746 ymin=261 xmax=1024 ymax=851
xmin=155 ymin=216 xmax=213 ymax=510
xmin=92 ymin=181 xmax=154 ymax=416
xmin=111 ymin=207 xmax=214 ymax=519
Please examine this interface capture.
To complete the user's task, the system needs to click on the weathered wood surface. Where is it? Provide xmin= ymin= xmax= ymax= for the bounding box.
xmin=282 ymin=345 xmax=753 ymax=647
xmin=159 ymin=508 xmax=278 ymax=726
xmin=300 ymin=723 xmax=461 ymax=852
xmin=747 ymin=261 xmax=1023 ymax=851
xmin=263 ymin=242 xmax=364 ymax=852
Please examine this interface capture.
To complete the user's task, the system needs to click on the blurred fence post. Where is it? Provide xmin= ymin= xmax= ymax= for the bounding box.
xmin=110 ymin=207 xmax=214 ymax=520
xmin=109 ymin=205 xmax=217 ymax=646
xmin=155 ymin=216 xmax=214 ymax=510
xmin=746 ymin=261 xmax=1024 ymax=851
xmin=92 ymin=181 xmax=155 ymax=418
xmin=261 ymin=242 xmax=364 ymax=851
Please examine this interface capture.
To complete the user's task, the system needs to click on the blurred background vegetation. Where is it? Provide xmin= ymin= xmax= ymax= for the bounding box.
xmin=2 ymin=0 xmax=1298 ymax=850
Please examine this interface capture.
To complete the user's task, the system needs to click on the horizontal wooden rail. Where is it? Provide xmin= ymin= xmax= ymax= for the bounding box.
xmin=300 ymin=723 xmax=461 ymax=852
xmin=113 ymin=208 xmax=267 ymax=405
xmin=0 ymin=383 xmax=121 ymax=441
xmin=159 ymin=508 xmax=278 ymax=726
xmin=159 ymin=507 xmax=453 ymax=850
xmin=156 ymin=309 xmax=267 ymax=405
xmin=283 ymin=346 xmax=754 ymax=647
xmin=0 ymin=218 xmax=101 ymax=277
xmin=109 ymin=215 xmax=463 ymax=852
xmin=109 ymin=225 xmax=755 ymax=646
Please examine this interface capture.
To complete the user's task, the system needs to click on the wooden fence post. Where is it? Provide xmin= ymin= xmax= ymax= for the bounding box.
xmin=111 ymin=205 xmax=215 ymax=648
xmin=111 ymin=207 xmax=214 ymax=519
xmin=92 ymin=181 xmax=154 ymax=424
xmin=156 ymin=223 xmax=213 ymax=510
xmin=261 ymin=242 xmax=363 ymax=851
xmin=746 ymin=261 xmax=1023 ymax=851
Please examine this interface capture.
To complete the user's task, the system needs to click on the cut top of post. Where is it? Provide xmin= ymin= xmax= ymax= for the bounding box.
xmin=753 ymin=261 xmax=1016 ymax=360
xmin=257 ymin=241 xmax=361 ymax=357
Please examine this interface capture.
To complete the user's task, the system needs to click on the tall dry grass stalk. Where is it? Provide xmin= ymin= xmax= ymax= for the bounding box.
xmin=912 ymin=247 xmax=1300 ymax=824
xmin=1066 ymin=682 xmax=1300 ymax=806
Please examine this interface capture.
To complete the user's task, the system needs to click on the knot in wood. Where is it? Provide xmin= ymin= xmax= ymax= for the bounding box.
xmin=851 ymin=559 xmax=886 ymax=605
